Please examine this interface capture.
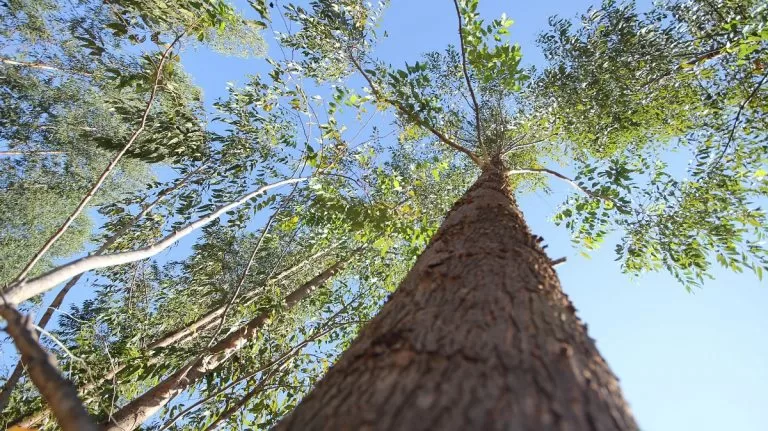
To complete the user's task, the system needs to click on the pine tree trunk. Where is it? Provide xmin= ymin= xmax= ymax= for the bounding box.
xmin=103 ymin=260 xmax=346 ymax=431
xmin=275 ymin=161 xmax=638 ymax=430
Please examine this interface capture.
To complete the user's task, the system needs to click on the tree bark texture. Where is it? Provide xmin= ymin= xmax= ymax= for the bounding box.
xmin=274 ymin=162 xmax=638 ymax=431
xmin=103 ymin=260 xmax=345 ymax=431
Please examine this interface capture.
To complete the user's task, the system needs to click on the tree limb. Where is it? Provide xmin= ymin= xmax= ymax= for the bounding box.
xmin=1 ymin=177 xmax=309 ymax=306
xmin=0 ymin=305 xmax=98 ymax=431
xmin=452 ymin=0 xmax=483 ymax=149
xmin=12 ymin=33 xmax=186 ymax=283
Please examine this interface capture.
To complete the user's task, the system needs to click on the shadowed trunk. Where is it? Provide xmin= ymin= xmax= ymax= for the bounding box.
xmin=274 ymin=160 xmax=638 ymax=430
xmin=103 ymin=260 xmax=346 ymax=431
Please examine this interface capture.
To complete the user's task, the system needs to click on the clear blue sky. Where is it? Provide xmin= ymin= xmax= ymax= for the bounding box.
xmin=176 ymin=1 xmax=768 ymax=430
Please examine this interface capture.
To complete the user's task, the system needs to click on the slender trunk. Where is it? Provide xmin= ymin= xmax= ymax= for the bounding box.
xmin=275 ymin=161 xmax=637 ymax=430
xmin=103 ymin=261 xmax=346 ymax=431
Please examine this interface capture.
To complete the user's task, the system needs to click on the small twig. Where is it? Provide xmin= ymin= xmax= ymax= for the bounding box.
xmin=709 ymin=69 xmax=768 ymax=171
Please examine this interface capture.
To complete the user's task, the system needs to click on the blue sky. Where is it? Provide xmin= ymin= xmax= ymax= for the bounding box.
xmin=175 ymin=1 xmax=768 ymax=430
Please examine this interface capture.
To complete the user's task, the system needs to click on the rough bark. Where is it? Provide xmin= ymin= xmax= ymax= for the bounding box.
xmin=275 ymin=161 xmax=638 ymax=431
xmin=0 ymin=306 xmax=97 ymax=431
xmin=103 ymin=260 xmax=346 ymax=431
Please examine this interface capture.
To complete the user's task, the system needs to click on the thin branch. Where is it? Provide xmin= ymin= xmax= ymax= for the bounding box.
xmin=710 ymin=69 xmax=768 ymax=171
xmin=13 ymin=33 xmax=186 ymax=283
xmin=348 ymin=54 xmax=482 ymax=166
xmin=0 ymin=305 xmax=98 ymax=431
xmin=0 ymin=150 xmax=65 ymax=156
xmin=452 ymin=0 xmax=483 ymax=149
xmin=206 ymin=183 xmax=299 ymax=347
xmin=0 ymin=162 xmax=208 ymax=408
xmin=2 ymin=177 xmax=309 ymax=305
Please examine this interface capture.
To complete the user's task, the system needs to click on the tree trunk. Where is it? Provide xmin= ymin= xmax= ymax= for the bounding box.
xmin=103 ymin=260 xmax=346 ymax=431
xmin=274 ymin=161 xmax=638 ymax=430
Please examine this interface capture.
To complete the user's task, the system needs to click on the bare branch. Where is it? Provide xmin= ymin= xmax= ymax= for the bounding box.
xmin=0 ymin=305 xmax=98 ymax=431
xmin=452 ymin=0 xmax=483 ymax=149
xmin=551 ymin=257 xmax=567 ymax=267
xmin=13 ymin=34 xmax=186 ymax=283
xmin=348 ymin=54 xmax=483 ymax=167
xmin=2 ymin=177 xmax=309 ymax=306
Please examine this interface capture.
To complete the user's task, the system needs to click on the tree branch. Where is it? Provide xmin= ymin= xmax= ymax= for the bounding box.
xmin=452 ymin=0 xmax=483 ymax=149
xmin=710 ymin=69 xmax=768 ymax=171
xmin=507 ymin=167 xmax=620 ymax=207
xmin=348 ymin=54 xmax=482 ymax=167
xmin=0 ymin=305 xmax=98 ymax=431
xmin=0 ymin=150 xmax=65 ymax=156
xmin=2 ymin=177 xmax=308 ymax=306
xmin=12 ymin=33 xmax=186 ymax=283
xmin=0 ymin=162 xmax=208 ymax=410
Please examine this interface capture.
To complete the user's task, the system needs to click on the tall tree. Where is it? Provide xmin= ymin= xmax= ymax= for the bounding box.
xmin=274 ymin=0 xmax=767 ymax=428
